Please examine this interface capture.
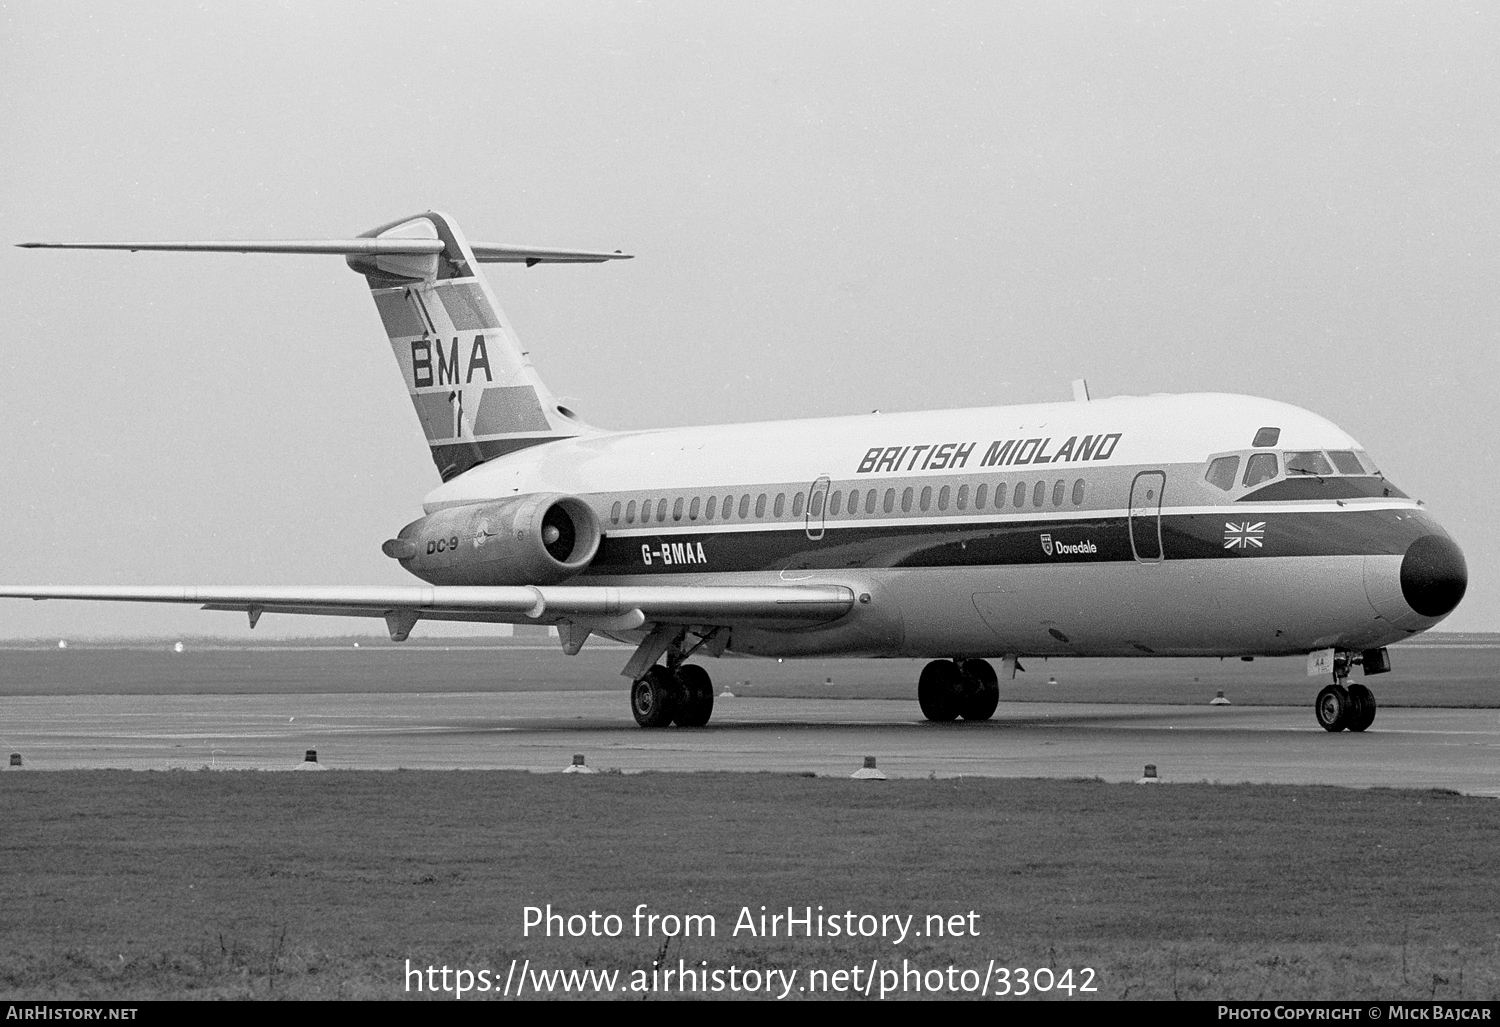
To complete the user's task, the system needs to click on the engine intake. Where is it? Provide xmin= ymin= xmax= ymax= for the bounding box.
xmin=384 ymin=493 xmax=602 ymax=586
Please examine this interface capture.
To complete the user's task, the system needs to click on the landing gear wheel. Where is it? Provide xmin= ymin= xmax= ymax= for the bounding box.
xmin=672 ymin=665 xmax=715 ymax=727
xmin=1346 ymin=684 xmax=1377 ymax=733
xmin=631 ymin=666 xmax=678 ymax=728
xmin=918 ymin=660 xmax=963 ymax=722
xmin=958 ymin=659 xmax=1000 ymax=721
xmin=1315 ymin=683 xmax=1352 ymax=732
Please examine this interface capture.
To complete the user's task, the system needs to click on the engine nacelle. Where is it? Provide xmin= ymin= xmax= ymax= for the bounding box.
xmin=382 ymin=493 xmax=602 ymax=586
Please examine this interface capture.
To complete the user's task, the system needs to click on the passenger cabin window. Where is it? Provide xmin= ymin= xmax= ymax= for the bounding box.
xmin=883 ymin=489 xmax=895 ymax=514
xmin=626 ymin=500 xmax=637 ymax=524
xmin=975 ymin=483 xmax=987 ymax=509
xmin=1328 ymin=451 xmax=1364 ymax=475
xmin=1032 ymin=481 xmax=1045 ymax=507
xmin=1013 ymin=483 xmax=1025 ymax=508
xmin=1253 ymin=427 xmax=1281 ymax=447
xmin=673 ymin=498 xmax=684 ymax=521
xmin=812 ymin=491 xmax=825 ymax=516
xmin=919 ymin=486 xmax=932 ymax=512
xmin=656 ymin=499 xmax=668 ymax=522
xmin=901 ymin=487 xmax=914 ymax=513
xmin=688 ymin=497 xmax=700 ymax=520
xmin=1243 ymin=453 xmax=1279 ymax=487
xmin=956 ymin=484 xmax=969 ymax=510
xmin=792 ymin=492 xmax=804 ymax=517
xmin=1052 ymin=480 xmax=1065 ymax=507
xmin=1285 ymin=451 xmax=1334 ymax=476
xmin=755 ymin=494 xmax=767 ymax=518
xmin=938 ymin=485 xmax=950 ymax=511
xmin=847 ymin=489 xmax=858 ymax=514
xmin=1205 ymin=456 xmax=1240 ymax=491
xmin=705 ymin=496 xmax=716 ymax=520
xmin=829 ymin=491 xmax=841 ymax=516
xmin=867 ymin=490 xmax=879 ymax=514
xmin=1071 ymin=479 xmax=1085 ymax=506
xmin=739 ymin=495 xmax=751 ymax=519
xmin=610 ymin=501 xmax=622 ymax=524
xmin=773 ymin=493 xmax=785 ymax=517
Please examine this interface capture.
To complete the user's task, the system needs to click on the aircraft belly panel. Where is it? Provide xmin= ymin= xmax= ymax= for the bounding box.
xmin=589 ymin=554 xmax=1392 ymax=659
xmin=934 ymin=557 xmax=1381 ymax=657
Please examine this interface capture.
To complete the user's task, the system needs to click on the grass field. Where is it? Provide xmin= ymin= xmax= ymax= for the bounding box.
xmin=2 ymin=772 xmax=1497 ymax=1000
xmin=1 ymin=635 xmax=1496 ymax=707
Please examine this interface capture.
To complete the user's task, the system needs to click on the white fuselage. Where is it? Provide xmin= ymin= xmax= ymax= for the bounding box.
xmin=404 ymin=392 xmax=1463 ymax=660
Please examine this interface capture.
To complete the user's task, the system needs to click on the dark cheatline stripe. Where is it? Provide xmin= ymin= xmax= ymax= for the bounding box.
xmin=430 ymin=437 xmax=565 ymax=480
xmin=586 ymin=508 xmax=1449 ymax=576
xmin=1240 ymin=476 xmax=1407 ymax=501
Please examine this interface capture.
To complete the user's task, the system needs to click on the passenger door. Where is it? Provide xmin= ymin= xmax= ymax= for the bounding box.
xmin=1128 ymin=471 xmax=1166 ymax=563
xmin=805 ymin=476 xmax=830 ymax=541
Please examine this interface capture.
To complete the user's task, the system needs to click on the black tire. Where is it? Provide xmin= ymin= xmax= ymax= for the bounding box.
xmin=958 ymin=659 xmax=1000 ymax=721
xmin=631 ymin=666 xmax=678 ymax=728
xmin=1346 ymin=684 xmax=1377 ymax=732
xmin=673 ymin=665 xmax=715 ymax=727
xmin=1315 ymin=683 xmax=1351 ymax=732
xmin=918 ymin=660 xmax=962 ymax=722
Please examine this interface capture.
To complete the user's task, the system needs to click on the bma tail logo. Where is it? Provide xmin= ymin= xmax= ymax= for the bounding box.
xmin=1040 ymin=533 xmax=1055 ymax=557
xmin=1224 ymin=522 xmax=1265 ymax=549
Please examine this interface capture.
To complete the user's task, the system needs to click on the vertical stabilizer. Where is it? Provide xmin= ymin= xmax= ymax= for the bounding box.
xmin=20 ymin=212 xmax=628 ymax=483
xmin=348 ymin=211 xmax=590 ymax=481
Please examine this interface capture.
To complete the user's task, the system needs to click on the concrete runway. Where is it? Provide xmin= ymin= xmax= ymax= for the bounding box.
xmin=2 ymin=691 xmax=1498 ymax=795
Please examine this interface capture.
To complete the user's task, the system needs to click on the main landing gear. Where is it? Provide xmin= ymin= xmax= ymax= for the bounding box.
xmin=1314 ymin=651 xmax=1382 ymax=733
xmin=624 ymin=627 xmax=724 ymax=728
xmin=917 ymin=659 xmax=1000 ymax=722
xmin=631 ymin=664 xmax=715 ymax=728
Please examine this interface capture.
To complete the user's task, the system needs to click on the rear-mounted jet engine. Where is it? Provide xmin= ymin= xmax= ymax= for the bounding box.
xmin=382 ymin=493 xmax=601 ymax=586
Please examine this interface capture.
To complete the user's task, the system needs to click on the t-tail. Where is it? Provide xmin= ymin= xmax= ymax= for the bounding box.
xmin=19 ymin=211 xmax=631 ymax=481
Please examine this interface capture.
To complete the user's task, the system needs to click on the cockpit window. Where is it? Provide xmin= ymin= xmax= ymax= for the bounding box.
xmin=1243 ymin=452 xmax=1279 ymax=487
xmin=1253 ymin=427 xmax=1281 ymax=447
xmin=1205 ymin=456 xmax=1240 ymax=491
xmin=1285 ymin=451 xmax=1334 ymax=476
xmin=1327 ymin=451 xmax=1364 ymax=475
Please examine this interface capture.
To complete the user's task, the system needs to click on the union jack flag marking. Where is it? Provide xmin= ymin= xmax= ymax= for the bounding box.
xmin=1224 ymin=522 xmax=1265 ymax=549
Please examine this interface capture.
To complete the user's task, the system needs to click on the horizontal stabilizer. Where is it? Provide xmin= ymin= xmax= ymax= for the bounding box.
xmin=17 ymin=240 xmax=632 ymax=264
xmin=470 ymin=243 xmax=631 ymax=265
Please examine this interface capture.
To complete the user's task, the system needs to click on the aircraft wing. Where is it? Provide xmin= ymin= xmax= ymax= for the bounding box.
xmin=0 ymin=583 xmax=854 ymax=639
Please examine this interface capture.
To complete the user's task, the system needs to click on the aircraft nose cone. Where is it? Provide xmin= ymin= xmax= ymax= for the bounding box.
xmin=1401 ymin=534 xmax=1467 ymax=618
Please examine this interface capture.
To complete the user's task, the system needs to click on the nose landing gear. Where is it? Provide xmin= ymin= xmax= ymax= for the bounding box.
xmin=1314 ymin=651 xmax=1382 ymax=732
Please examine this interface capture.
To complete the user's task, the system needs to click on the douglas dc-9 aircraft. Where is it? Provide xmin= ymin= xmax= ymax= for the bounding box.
xmin=6 ymin=212 xmax=1467 ymax=732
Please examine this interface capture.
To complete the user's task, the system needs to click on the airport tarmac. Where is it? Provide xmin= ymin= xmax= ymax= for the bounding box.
xmin=2 ymin=691 xmax=1498 ymax=795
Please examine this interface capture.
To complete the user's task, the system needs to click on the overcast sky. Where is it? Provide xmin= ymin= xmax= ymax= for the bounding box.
xmin=1 ymin=1 xmax=1496 ymax=638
